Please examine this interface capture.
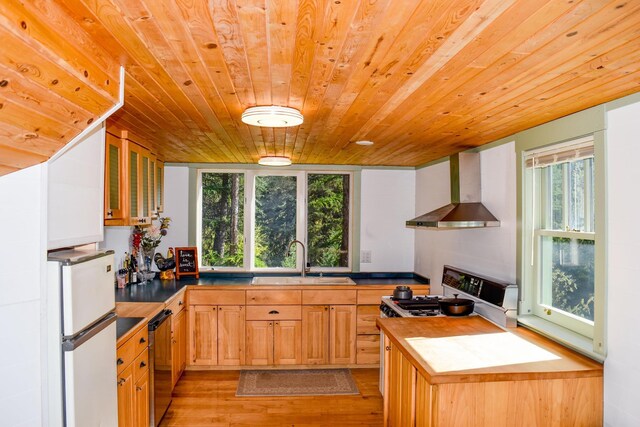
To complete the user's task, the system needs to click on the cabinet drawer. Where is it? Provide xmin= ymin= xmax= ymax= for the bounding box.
xmin=245 ymin=305 xmax=302 ymax=321
xmin=116 ymin=326 xmax=148 ymax=374
xmin=357 ymin=289 xmax=394 ymax=305
xmin=357 ymin=305 xmax=381 ymax=335
xmin=356 ymin=334 xmax=380 ymax=365
xmin=302 ymin=290 xmax=357 ymax=305
xmin=246 ymin=290 xmax=302 ymax=305
xmin=166 ymin=290 xmax=186 ymax=315
xmin=133 ymin=348 xmax=149 ymax=382
xmin=188 ymin=289 xmax=246 ymax=305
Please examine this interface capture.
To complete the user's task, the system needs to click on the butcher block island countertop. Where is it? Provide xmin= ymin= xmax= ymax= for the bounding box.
xmin=377 ymin=316 xmax=603 ymax=426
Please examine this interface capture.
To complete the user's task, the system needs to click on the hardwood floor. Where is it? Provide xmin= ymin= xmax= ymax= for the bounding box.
xmin=160 ymin=368 xmax=383 ymax=426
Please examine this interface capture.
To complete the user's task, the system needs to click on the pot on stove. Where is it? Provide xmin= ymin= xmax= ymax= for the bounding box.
xmin=439 ymin=294 xmax=474 ymax=316
xmin=393 ymin=286 xmax=413 ymax=300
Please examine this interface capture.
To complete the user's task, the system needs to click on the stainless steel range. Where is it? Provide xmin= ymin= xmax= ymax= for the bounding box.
xmin=379 ymin=265 xmax=518 ymax=328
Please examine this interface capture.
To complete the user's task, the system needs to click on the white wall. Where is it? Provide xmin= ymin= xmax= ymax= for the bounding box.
xmin=603 ymin=98 xmax=640 ymax=426
xmin=414 ymin=142 xmax=517 ymax=294
xmin=0 ymin=165 xmax=47 ymax=426
xmin=101 ymin=166 xmax=190 ymax=269
xmin=359 ymin=169 xmax=415 ymax=272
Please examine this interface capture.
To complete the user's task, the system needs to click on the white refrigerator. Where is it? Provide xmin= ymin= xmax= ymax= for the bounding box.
xmin=47 ymin=249 xmax=118 ymax=426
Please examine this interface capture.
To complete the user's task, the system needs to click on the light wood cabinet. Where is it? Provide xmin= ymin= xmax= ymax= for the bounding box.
xmin=329 ymin=305 xmax=357 ymax=364
xmin=105 ymin=132 xmax=125 ymax=221
xmin=171 ymin=308 xmax=187 ymax=387
xmin=217 ymin=305 xmax=245 ymax=365
xmin=117 ymin=326 xmax=150 ymax=427
xmin=386 ymin=344 xmax=416 ymax=427
xmin=189 ymin=305 xmax=218 ymax=365
xmin=155 ymin=160 xmax=164 ymax=214
xmin=189 ymin=304 xmax=245 ymax=366
xmin=245 ymin=321 xmax=274 ymax=366
xmin=273 ymin=320 xmax=302 ymax=365
xmin=245 ymin=319 xmax=301 ymax=366
xmin=301 ymin=305 xmax=329 ymax=364
xmin=104 ymin=129 xmax=164 ymax=226
xmin=117 ymin=364 xmax=135 ymax=427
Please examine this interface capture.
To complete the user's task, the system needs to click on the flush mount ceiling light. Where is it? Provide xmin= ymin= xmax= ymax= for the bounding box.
xmin=355 ymin=140 xmax=374 ymax=146
xmin=241 ymin=106 xmax=303 ymax=127
xmin=258 ymin=156 xmax=292 ymax=166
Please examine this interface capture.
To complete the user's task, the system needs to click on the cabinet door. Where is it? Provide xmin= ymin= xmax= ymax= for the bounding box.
xmin=127 ymin=142 xmax=144 ymax=225
xmin=105 ymin=132 xmax=124 ymax=221
xmin=301 ymin=305 xmax=329 ymax=364
xmin=245 ymin=321 xmax=273 ymax=366
xmin=139 ymin=148 xmax=152 ymax=222
xmin=274 ymin=320 xmax=302 ymax=365
xmin=171 ymin=309 xmax=187 ymax=387
xmin=149 ymin=155 xmax=157 ymax=219
xmin=117 ymin=364 xmax=135 ymax=427
xmin=155 ymin=160 xmax=164 ymax=214
xmin=387 ymin=345 xmax=416 ymax=427
xmin=218 ymin=305 xmax=245 ymax=366
xmin=329 ymin=305 xmax=357 ymax=364
xmin=134 ymin=368 xmax=150 ymax=427
xmin=415 ymin=373 xmax=433 ymax=427
xmin=189 ymin=305 xmax=217 ymax=365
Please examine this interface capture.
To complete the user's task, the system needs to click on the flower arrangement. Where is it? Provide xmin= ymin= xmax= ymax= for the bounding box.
xmin=132 ymin=217 xmax=171 ymax=254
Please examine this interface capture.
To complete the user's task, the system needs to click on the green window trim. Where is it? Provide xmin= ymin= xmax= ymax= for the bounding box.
xmin=515 ymin=105 xmax=607 ymax=361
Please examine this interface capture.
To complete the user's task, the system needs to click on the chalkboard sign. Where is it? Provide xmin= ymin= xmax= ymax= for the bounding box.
xmin=175 ymin=247 xmax=199 ymax=279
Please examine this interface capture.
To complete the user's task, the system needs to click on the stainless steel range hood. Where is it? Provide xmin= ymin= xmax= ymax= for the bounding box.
xmin=407 ymin=152 xmax=500 ymax=229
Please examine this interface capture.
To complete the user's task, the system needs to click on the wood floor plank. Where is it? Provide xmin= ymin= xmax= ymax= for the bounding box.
xmin=160 ymin=368 xmax=383 ymax=426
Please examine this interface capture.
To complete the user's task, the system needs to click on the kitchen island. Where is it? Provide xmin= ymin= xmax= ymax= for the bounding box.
xmin=377 ymin=316 xmax=603 ymax=426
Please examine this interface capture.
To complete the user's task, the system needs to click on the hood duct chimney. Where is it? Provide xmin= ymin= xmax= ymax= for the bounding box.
xmin=406 ymin=152 xmax=500 ymax=229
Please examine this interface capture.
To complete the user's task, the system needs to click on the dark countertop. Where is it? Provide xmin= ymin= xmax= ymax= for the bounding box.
xmin=115 ymin=272 xmax=429 ymax=303
xmin=116 ymin=316 xmax=144 ymax=341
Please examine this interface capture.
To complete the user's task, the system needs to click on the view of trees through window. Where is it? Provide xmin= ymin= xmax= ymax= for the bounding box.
xmin=254 ymin=175 xmax=297 ymax=268
xmin=307 ymin=174 xmax=350 ymax=267
xmin=201 ymin=172 xmax=244 ymax=267
xmin=540 ymin=157 xmax=595 ymax=321
xmin=200 ymin=171 xmax=351 ymax=270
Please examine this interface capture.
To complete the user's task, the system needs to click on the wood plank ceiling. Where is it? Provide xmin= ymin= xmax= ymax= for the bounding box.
xmin=1 ymin=0 xmax=639 ymax=175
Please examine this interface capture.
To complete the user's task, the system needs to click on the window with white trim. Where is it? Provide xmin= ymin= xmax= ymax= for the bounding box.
xmin=523 ymin=136 xmax=596 ymax=337
xmin=197 ymin=170 xmax=352 ymax=272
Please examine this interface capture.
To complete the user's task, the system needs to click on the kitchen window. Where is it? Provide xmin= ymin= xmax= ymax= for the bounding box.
xmin=197 ymin=170 xmax=352 ymax=272
xmin=520 ymin=133 xmax=605 ymax=359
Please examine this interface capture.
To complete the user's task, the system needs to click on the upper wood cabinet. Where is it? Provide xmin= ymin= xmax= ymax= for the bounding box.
xmin=104 ymin=129 xmax=164 ymax=226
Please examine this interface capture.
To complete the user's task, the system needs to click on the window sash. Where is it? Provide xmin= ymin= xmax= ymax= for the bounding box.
xmin=197 ymin=169 xmax=353 ymax=272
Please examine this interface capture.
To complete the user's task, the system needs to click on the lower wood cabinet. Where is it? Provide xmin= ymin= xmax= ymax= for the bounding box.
xmin=301 ymin=304 xmax=357 ymax=365
xmin=386 ymin=344 xmax=416 ymax=427
xmin=117 ymin=326 xmax=150 ymax=427
xmin=188 ymin=304 xmax=245 ymax=366
xmin=171 ymin=308 xmax=187 ymax=387
xmin=245 ymin=320 xmax=302 ymax=365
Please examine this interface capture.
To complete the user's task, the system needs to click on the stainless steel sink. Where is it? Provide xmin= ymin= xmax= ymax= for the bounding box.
xmin=251 ymin=276 xmax=355 ymax=285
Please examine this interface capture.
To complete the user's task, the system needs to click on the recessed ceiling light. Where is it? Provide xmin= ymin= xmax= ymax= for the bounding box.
xmin=355 ymin=140 xmax=374 ymax=146
xmin=258 ymin=156 xmax=292 ymax=166
xmin=242 ymin=106 xmax=303 ymax=128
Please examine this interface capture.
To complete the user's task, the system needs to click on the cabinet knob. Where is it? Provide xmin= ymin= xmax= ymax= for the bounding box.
xmin=117 ymin=358 xmax=124 ymax=366
xmin=268 ymin=310 xmax=279 ymax=315
xmin=106 ymin=210 xmax=113 ymax=217
xmin=136 ymin=386 xmax=142 ymax=391
xmin=385 ymin=346 xmax=391 ymax=351
xmin=178 ymin=301 xmax=183 ymax=306
xmin=118 ymin=378 xmax=126 ymax=386
xmin=140 ymin=361 xmax=146 ymax=368
xmin=324 ymin=306 xmax=328 ymax=311
xmin=139 ymin=337 xmax=146 ymax=344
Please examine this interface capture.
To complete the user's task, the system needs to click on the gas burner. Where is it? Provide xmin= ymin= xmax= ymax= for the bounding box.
xmin=408 ymin=310 xmax=440 ymax=317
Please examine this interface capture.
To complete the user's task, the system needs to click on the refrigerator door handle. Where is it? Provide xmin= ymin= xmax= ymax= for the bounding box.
xmin=62 ymin=312 xmax=117 ymax=352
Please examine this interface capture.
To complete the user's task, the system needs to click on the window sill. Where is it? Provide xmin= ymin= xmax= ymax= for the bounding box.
xmin=517 ymin=314 xmax=605 ymax=363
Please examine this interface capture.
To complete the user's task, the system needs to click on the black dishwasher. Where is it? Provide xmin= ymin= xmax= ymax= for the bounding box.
xmin=148 ymin=309 xmax=173 ymax=427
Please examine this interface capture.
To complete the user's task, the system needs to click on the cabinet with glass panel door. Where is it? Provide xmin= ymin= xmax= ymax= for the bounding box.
xmin=104 ymin=129 xmax=164 ymax=226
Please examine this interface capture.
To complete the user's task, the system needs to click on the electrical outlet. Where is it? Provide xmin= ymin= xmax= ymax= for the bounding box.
xmin=361 ymin=250 xmax=372 ymax=263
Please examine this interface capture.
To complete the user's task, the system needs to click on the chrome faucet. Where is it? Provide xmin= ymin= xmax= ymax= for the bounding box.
xmin=287 ymin=239 xmax=310 ymax=277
